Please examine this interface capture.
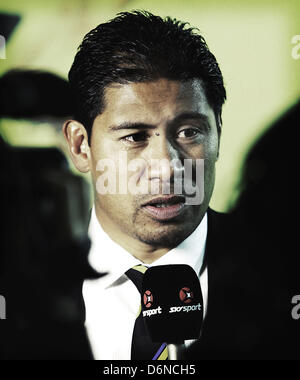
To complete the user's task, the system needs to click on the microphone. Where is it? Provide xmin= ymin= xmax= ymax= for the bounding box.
xmin=141 ymin=264 xmax=203 ymax=360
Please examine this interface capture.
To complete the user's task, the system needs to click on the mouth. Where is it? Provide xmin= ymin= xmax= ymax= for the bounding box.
xmin=141 ymin=195 xmax=186 ymax=221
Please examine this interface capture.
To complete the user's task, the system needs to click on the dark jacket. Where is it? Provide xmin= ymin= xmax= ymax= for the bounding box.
xmin=187 ymin=209 xmax=299 ymax=360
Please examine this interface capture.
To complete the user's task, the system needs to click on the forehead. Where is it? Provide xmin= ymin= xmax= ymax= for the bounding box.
xmin=95 ymin=78 xmax=214 ymax=127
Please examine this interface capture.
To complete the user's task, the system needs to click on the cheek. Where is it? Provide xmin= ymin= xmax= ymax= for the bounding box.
xmin=203 ymin=133 xmax=219 ymax=161
xmin=90 ymin=140 xmax=120 ymax=177
xmin=97 ymin=193 xmax=138 ymax=227
xmin=90 ymin=139 xmax=114 ymax=162
xmin=199 ymin=136 xmax=218 ymax=187
xmin=188 ymin=138 xmax=218 ymax=161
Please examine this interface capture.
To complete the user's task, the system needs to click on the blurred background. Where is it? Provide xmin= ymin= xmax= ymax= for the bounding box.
xmin=0 ymin=0 xmax=299 ymax=211
xmin=1 ymin=0 xmax=299 ymax=360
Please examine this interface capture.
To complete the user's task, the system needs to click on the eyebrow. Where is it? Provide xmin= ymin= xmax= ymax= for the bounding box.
xmin=108 ymin=122 xmax=156 ymax=132
xmin=172 ymin=112 xmax=210 ymax=126
xmin=107 ymin=112 xmax=210 ymax=132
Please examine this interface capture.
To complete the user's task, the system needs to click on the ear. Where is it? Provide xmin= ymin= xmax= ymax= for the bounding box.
xmin=62 ymin=120 xmax=91 ymax=173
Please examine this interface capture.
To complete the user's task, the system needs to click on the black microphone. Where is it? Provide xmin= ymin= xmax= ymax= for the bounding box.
xmin=141 ymin=264 xmax=203 ymax=360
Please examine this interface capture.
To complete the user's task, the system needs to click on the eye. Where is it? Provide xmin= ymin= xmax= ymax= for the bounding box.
xmin=177 ymin=128 xmax=200 ymax=139
xmin=123 ymin=131 xmax=148 ymax=143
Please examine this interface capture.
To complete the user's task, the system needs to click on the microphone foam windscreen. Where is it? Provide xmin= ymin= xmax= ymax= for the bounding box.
xmin=142 ymin=264 xmax=203 ymax=343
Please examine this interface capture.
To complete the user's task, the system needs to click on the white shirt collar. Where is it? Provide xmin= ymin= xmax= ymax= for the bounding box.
xmin=87 ymin=207 xmax=208 ymax=289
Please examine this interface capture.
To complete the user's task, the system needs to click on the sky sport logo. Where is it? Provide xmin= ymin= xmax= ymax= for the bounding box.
xmin=169 ymin=303 xmax=202 ymax=313
xmin=142 ymin=286 xmax=201 ymax=317
xmin=179 ymin=287 xmax=194 ymax=304
xmin=142 ymin=290 xmax=161 ymax=317
xmin=169 ymin=286 xmax=201 ymax=313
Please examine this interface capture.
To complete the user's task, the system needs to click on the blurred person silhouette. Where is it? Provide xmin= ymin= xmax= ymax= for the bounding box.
xmin=230 ymin=99 xmax=300 ymax=357
xmin=189 ymin=100 xmax=300 ymax=359
xmin=0 ymin=11 xmax=20 ymax=56
xmin=0 ymin=69 xmax=100 ymax=359
xmin=0 ymin=69 xmax=76 ymax=152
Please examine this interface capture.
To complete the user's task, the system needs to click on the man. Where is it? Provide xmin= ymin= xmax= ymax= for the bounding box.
xmin=62 ymin=9 xmax=229 ymax=360
xmin=63 ymin=10 xmax=270 ymax=360
xmin=63 ymin=10 xmax=226 ymax=360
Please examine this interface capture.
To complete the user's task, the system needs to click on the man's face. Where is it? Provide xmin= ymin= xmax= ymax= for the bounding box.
xmin=88 ymin=78 xmax=219 ymax=249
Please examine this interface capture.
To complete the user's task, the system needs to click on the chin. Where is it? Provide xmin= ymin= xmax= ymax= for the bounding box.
xmin=135 ymin=225 xmax=191 ymax=248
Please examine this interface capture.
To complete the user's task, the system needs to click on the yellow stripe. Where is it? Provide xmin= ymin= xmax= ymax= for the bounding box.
xmin=133 ymin=265 xmax=148 ymax=274
xmin=157 ymin=346 xmax=168 ymax=360
xmin=136 ymin=304 xmax=142 ymax=318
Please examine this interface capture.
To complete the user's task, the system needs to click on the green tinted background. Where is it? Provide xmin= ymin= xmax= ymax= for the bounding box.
xmin=1 ymin=0 xmax=299 ymax=212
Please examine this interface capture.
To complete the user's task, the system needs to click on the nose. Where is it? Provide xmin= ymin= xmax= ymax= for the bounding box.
xmin=145 ymin=134 xmax=184 ymax=192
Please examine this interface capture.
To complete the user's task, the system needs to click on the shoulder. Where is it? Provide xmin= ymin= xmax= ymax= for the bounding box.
xmin=207 ymin=207 xmax=229 ymax=225
xmin=206 ymin=208 xmax=234 ymax=242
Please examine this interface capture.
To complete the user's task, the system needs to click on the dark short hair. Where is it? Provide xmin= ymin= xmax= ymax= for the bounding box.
xmin=69 ymin=10 xmax=226 ymax=140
